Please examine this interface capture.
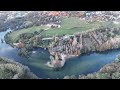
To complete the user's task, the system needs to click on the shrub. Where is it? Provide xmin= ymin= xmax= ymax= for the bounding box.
xmin=112 ymin=72 xmax=120 ymax=79
xmin=64 ymin=75 xmax=70 ymax=79
xmin=70 ymin=75 xmax=77 ymax=79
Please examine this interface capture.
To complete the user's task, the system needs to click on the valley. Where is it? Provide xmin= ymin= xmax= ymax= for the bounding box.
xmin=1 ymin=11 xmax=120 ymax=79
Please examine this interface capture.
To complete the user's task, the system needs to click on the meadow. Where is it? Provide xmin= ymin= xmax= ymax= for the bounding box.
xmin=8 ymin=17 xmax=119 ymax=43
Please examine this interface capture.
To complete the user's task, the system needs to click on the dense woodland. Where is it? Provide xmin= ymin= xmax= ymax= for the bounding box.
xmin=0 ymin=57 xmax=38 ymax=79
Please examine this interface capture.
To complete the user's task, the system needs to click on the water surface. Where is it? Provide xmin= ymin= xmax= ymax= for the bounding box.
xmin=0 ymin=30 xmax=119 ymax=79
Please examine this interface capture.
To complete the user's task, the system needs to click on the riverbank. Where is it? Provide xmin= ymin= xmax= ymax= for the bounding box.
xmin=2 ymin=11 xmax=120 ymax=79
xmin=5 ymin=27 xmax=120 ymax=69
xmin=2 ymin=28 xmax=120 ymax=79
xmin=64 ymin=55 xmax=120 ymax=79
xmin=48 ymin=27 xmax=120 ymax=61
xmin=0 ymin=57 xmax=39 ymax=79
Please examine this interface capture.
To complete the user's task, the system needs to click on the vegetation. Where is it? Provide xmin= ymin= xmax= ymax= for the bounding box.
xmin=5 ymin=18 xmax=120 ymax=58
xmin=7 ymin=16 xmax=120 ymax=44
xmin=7 ymin=17 xmax=105 ymax=43
xmin=18 ymin=48 xmax=30 ymax=58
xmin=0 ymin=57 xmax=38 ymax=79
xmin=115 ymin=54 xmax=120 ymax=62
xmin=63 ymin=75 xmax=77 ymax=79
xmin=63 ymin=54 xmax=120 ymax=79
xmin=7 ymin=26 xmax=48 ymax=43
xmin=4 ymin=14 xmax=120 ymax=79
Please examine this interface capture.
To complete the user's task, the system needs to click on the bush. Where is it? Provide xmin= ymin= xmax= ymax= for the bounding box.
xmin=70 ymin=75 xmax=77 ymax=79
xmin=0 ymin=68 xmax=15 ymax=79
xmin=18 ymin=48 xmax=30 ymax=58
xmin=95 ymin=73 xmax=111 ymax=79
xmin=116 ymin=55 xmax=120 ymax=62
xmin=64 ymin=75 xmax=70 ymax=79
xmin=112 ymin=72 xmax=120 ymax=79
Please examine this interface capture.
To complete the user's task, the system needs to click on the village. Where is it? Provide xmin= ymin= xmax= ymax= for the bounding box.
xmin=2 ymin=11 xmax=120 ymax=79
xmin=4 ymin=11 xmax=120 ymax=69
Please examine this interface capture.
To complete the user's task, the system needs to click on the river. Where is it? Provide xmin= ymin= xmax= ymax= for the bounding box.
xmin=0 ymin=29 xmax=119 ymax=79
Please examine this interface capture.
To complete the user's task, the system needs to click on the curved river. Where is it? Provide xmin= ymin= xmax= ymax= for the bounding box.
xmin=0 ymin=29 xmax=120 ymax=79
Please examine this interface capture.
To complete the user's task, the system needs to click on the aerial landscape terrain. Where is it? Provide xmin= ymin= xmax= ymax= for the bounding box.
xmin=1 ymin=11 xmax=120 ymax=79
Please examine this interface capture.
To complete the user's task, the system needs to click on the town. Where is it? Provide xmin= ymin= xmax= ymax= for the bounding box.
xmin=1 ymin=11 xmax=120 ymax=79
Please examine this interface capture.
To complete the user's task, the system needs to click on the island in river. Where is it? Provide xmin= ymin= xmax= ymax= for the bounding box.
xmin=1 ymin=11 xmax=120 ymax=79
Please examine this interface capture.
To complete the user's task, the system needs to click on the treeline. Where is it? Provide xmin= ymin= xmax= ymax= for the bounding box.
xmin=5 ymin=30 xmax=52 ymax=58
xmin=6 ymin=27 xmax=120 ymax=59
xmin=0 ymin=12 xmax=62 ymax=32
xmin=48 ymin=27 xmax=120 ymax=61
xmin=0 ymin=57 xmax=39 ymax=79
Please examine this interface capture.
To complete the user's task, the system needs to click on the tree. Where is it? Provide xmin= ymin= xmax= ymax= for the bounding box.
xmin=112 ymin=72 xmax=120 ymax=79
xmin=18 ymin=48 xmax=30 ymax=58
xmin=25 ymin=44 xmax=33 ymax=51
xmin=96 ymin=73 xmax=111 ymax=79
xmin=34 ymin=31 xmax=39 ymax=35
xmin=70 ymin=75 xmax=77 ymax=79
xmin=64 ymin=75 xmax=70 ymax=79
xmin=115 ymin=54 xmax=120 ymax=62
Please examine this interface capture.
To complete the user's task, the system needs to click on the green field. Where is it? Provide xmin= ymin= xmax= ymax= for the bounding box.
xmin=8 ymin=25 xmax=49 ymax=43
xmin=8 ymin=17 xmax=120 ymax=43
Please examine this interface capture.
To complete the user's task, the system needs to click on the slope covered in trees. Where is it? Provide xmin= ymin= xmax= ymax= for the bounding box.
xmin=0 ymin=57 xmax=38 ymax=79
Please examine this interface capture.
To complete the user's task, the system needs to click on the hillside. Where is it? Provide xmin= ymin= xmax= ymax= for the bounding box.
xmin=0 ymin=57 xmax=38 ymax=79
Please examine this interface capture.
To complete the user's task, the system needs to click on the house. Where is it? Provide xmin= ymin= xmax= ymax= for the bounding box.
xmin=46 ymin=23 xmax=61 ymax=28
xmin=14 ymin=42 xmax=24 ymax=48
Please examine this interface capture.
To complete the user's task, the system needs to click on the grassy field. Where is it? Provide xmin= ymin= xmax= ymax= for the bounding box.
xmin=8 ymin=25 xmax=49 ymax=43
xmin=8 ymin=17 xmax=120 ymax=43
